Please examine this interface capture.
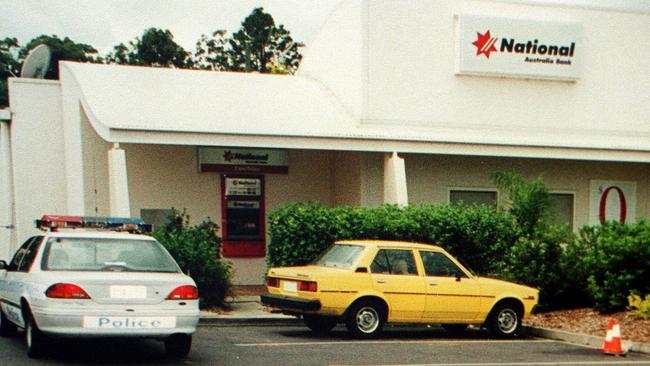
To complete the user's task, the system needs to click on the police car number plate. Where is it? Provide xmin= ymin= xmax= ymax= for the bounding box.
xmin=109 ymin=285 xmax=147 ymax=299
xmin=83 ymin=316 xmax=176 ymax=329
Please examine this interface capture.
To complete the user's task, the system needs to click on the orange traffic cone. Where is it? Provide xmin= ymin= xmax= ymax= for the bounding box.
xmin=601 ymin=319 xmax=626 ymax=356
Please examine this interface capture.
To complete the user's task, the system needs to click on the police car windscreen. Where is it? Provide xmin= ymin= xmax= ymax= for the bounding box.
xmin=42 ymin=238 xmax=181 ymax=273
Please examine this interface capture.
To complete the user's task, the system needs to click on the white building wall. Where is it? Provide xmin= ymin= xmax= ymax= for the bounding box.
xmin=80 ymin=108 xmax=111 ymax=217
xmin=59 ymin=63 xmax=88 ymax=215
xmin=7 ymin=79 xmax=67 ymax=255
xmin=362 ymin=0 xmax=649 ymax=151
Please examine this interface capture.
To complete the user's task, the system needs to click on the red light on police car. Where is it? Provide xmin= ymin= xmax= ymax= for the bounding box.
xmin=45 ymin=283 xmax=91 ymax=299
xmin=166 ymin=285 xmax=199 ymax=300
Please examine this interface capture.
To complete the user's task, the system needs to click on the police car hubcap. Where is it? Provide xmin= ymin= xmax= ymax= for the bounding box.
xmin=26 ymin=322 xmax=32 ymax=347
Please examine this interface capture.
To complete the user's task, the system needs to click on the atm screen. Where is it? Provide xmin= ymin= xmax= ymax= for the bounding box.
xmin=226 ymin=200 xmax=261 ymax=240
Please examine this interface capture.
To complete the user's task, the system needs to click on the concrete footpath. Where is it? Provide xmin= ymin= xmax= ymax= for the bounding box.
xmin=199 ymin=295 xmax=650 ymax=355
xmin=200 ymin=295 xmax=299 ymax=325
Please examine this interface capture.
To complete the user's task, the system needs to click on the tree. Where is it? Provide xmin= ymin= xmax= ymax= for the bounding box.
xmin=491 ymin=171 xmax=551 ymax=237
xmin=106 ymin=28 xmax=191 ymax=68
xmin=19 ymin=35 xmax=100 ymax=80
xmin=1 ymin=35 xmax=99 ymax=107
xmin=0 ymin=37 xmax=20 ymax=107
xmin=194 ymin=7 xmax=303 ymax=74
xmin=193 ymin=30 xmax=229 ymax=71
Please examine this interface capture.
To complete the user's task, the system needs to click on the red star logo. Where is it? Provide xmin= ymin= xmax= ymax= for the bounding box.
xmin=472 ymin=30 xmax=498 ymax=59
xmin=223 ymin=150 xmax=234 ymax=162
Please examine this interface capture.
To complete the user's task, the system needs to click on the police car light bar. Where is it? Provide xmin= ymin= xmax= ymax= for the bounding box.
xmin=36 ymin=215 xmax=153 ymax=233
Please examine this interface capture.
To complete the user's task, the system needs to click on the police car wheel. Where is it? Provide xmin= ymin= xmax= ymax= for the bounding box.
xmin=165 ymin=334 xmax=192 ymax=358
xmin=0 ymin=309 xmax=18 ymax=337
xmin=25 ymin=314 xmax=46 ymax=358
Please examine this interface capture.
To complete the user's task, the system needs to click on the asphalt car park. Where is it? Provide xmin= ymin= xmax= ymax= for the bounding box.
xmin=1 ymin=324 xmax=649 ymax=365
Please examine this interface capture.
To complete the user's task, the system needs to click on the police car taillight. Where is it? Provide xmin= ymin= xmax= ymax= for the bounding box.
xmin=166 ymin=285 xmax=199 ymax=300
xmin=45 ymin=283 xmax=91 ymax=299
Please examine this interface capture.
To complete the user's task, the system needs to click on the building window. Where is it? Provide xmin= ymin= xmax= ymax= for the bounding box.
xmin=549 ymin=193 xmax=574 ymax=229
xmin=140 ymin=209 xmax=173 ymax=231
xmin=449 ymin=189 xmax=497 ymax=207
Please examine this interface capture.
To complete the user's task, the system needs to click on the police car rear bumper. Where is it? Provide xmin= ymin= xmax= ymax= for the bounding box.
xmin=32 ymin=306 xmax=199 ymax=338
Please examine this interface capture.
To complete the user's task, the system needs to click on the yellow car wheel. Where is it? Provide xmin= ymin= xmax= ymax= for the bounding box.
xmin=487 ymin=303 xmax=522 ymax=338
xmin=345 ymin=299 xmax=386 ymax=338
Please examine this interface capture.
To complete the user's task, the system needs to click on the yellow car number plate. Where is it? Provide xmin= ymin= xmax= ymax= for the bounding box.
xmin=283 ymin=281 xmax=297 ymax=292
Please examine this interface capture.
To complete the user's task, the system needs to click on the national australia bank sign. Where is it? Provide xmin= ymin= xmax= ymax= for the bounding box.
xmin=456 ymin=14 xmax=582 ymax=81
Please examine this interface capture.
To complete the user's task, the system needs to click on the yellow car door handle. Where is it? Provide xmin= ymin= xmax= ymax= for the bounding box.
xmin=376 ymin=279 xmax=386 ymax=284
xmin=428 ymin=282 xmax=439 ymax=286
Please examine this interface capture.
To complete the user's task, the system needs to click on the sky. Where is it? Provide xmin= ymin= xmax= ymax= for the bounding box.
xmin=0 ymin=0 xmax=340 ymax=55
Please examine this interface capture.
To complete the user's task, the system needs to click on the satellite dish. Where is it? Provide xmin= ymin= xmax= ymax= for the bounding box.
xmin=20 ymin=44 xmax=51 ymax=79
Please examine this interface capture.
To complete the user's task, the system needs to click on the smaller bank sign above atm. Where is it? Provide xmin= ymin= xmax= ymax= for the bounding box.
xmin=198 ymin=147 xmax=288 ymax=174
xmin=456 ymin=14 xmax=582 ymax=81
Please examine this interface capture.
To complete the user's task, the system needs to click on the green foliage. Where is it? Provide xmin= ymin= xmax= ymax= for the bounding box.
xmin=2 ymin=8 xmax=303 ymax=108
xmin=154 ymin=209 xmax=232 ymax=307
xmin=2 ymin=35 xmax=100 ymax=107
xmin=19 ymin=35 xmax=100 ymax=79
xmin=491 ymin=171 xmax=551 ymax=237
xmin=106 ymin=28 xmax=191 ymax=68
xmin=0 ymin=37 xmax=20 ymax=107
xmin=501 ymin=225 xmax=581 ymax=307
xmin=575 ymin=221 xmax=650 ymax=312
xmin=628 ymin=293 xmax=650 ymax=319
xmin=266 ymin=203 xmax=519 ymax=275
xmin=193 ymin=7 xmax=303 ymax=74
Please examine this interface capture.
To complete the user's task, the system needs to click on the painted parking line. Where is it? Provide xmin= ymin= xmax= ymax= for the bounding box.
xmin=235 ymin=339 xmax=556 ymax=347
xmin=330 ymin=362 xmax=650 ymax=366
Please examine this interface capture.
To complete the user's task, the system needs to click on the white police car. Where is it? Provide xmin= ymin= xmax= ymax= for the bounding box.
xmin=0 ymin=215 xmax=200 ymax=358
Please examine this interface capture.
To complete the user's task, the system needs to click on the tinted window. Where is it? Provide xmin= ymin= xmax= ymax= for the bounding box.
xmin=370 ymin=249 xmax=418 ymax=276
xmin=420 ymin=251 xmax=465 ymax=278
xmin=549 ymin=193 xmax=574 ymax=228
xmin=42 ymin=237 xmax=181 ymax=273
xmin=314 ymin=244 xmax=364 ymax=269
xmin=450 ymin=190 xmax=497 ymax=207
xmin=8 ymin=237 xmax=36 ymax=271
xmin=17 ymin=236 xmax=43 ymax=272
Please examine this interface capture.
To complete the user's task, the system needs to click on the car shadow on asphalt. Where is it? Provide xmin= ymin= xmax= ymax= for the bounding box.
xmin=10 ymin=330 xmax=182 ymax=365
xmin=276 ymin=325 xmax=535 ymax=341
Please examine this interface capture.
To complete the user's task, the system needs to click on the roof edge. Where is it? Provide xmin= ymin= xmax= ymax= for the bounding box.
xmin=60 ymin=62 xmax=114 ymax=142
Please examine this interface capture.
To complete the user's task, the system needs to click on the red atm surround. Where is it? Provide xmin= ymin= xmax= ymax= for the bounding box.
xmin=220 ymin=175 xmax=266 ymax=257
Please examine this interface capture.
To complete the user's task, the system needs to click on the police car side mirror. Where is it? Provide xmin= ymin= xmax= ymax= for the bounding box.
xmin=0 ymin=260 xmax=7 ymax=270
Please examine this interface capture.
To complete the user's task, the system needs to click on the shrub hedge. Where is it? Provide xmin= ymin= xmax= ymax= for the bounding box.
xmin=154 ymin=209 xmax=232 ymax=307
xmin=574 ymin=221 xmax=650 ymax=312
xmin=267 ymin=203 xmax=519 ymax=275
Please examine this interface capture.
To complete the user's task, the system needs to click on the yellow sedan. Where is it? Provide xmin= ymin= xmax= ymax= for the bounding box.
xmin=261 ymin=240 xmax=538 ymax=338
